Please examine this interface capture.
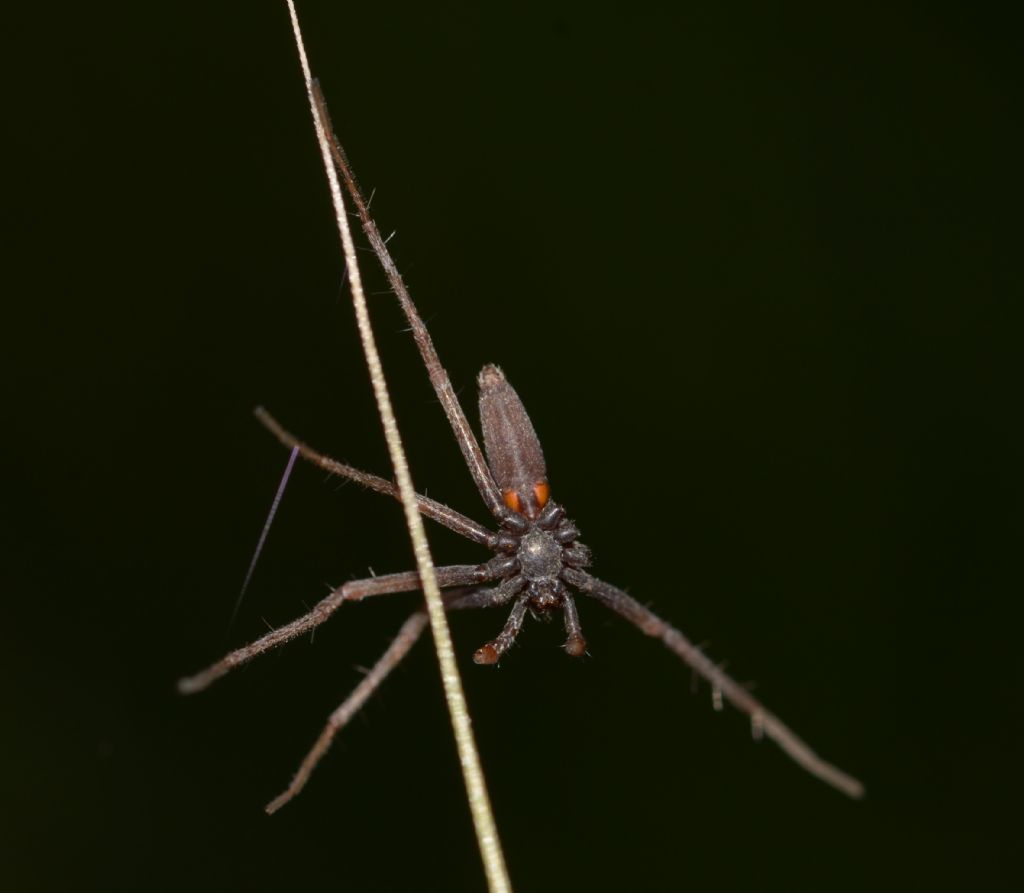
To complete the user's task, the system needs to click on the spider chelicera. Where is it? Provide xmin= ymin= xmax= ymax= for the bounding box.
xmin=179 ymin=86 xmax=864 ymax=812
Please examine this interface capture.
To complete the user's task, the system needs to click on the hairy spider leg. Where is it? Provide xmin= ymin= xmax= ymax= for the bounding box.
xmin=265 ymin=610 xmax=429 ymax=814
xmin=265 ymin=581 xmax=530 ymax=813
xmin=312 ymin=81 xmax=506 ymax=521
xmin=472 ymin=596 xmax=530 ymax=666
xmin=561 ymin=593 xmax=587 ymax=657
xmin=178 ymin=563 xmax=497 ymax=695
xmin=255 ymin=406 xmax=492 ymax=546
xmin=564 ymin=568 xmax=865 ymax=799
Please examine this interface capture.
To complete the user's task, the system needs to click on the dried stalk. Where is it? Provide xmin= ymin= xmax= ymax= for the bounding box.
xmin=283 ymin=3 xmax=512 ymax=892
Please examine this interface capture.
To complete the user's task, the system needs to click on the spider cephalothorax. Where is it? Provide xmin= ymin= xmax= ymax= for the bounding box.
xmin=474 ymin=498 xmax=593 ymax=663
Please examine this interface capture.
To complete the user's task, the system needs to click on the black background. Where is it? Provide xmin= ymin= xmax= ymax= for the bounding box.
xmin=5 ymin=2 xmax=1021 ymax=891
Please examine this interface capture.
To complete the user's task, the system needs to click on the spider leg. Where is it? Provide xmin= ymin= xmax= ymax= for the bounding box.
xmin=255 ymin=407 xmax=492 ymax=546
xmin=264 ymin=576 xmax=528 ymax=813
xmin=446 ymin=574 xmax=527 ymax=612
xmin=178 ymin=564 xmax=492 ymax=695
xmin=561 ymin=592 xmax=587 ymax=657
xmin=265 ymin=609 xmax=429 ymax=814
xmin=564 ymin=569 xmax=864 ymax=799
xmin=310 ymin=83 xmax=506 ymax=521
xmin=473 ymin=594 xmax=530 ymax=665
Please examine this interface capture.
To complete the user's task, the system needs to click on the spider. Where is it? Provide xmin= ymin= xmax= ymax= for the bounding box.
xmin=179 ymin=84 xmax=864 ymax=812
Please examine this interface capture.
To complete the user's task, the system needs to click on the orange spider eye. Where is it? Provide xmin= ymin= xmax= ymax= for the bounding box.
xmin=533 ymin=481 xmax=550 ymax=508
xmin=503 ymin=489 xmax=523 ymax=513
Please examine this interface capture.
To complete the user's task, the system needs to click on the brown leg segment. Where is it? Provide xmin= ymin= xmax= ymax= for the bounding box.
xmin=265 ymin=610 xmax=429 ymax=814
xmin=311 ymin=81 xmax=506 ymax=521
xmin=445 ymin=575 xmax=526 ymax=613
xmin=178 ymin=564 xmax=488 ymax=695
xmin=562 ymin=593 xmax=587 ymax=657
xmin=473 ymin=596 xmax=530 ymax=665
xmin=255 ymin=407 xmax=492 ymax=546
xmin=565 ymin=568 xmax=864 ymax=799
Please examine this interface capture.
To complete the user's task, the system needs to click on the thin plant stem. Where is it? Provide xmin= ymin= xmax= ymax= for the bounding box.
xmin=284 ymin=4 xmax=512 ymax=892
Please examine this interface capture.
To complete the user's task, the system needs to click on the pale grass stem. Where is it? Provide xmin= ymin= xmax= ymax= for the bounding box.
xmin=283 ymin=4 xmax=512 ymax=892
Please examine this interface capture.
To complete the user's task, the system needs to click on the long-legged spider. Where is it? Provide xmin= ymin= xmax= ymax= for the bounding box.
xmin=179 ymin=83 xmax=864 ymax=812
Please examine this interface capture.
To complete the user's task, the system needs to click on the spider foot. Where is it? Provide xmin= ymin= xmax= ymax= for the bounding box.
xmin=561 ymin=594 xmax=586 ymax=657
xmin=564 ymin=632 xmax=587 ymax=657
xmin=473 ymin=597 xmax=528 ymax=665
xmin=473 ymin=642 xmax=502 ymax=665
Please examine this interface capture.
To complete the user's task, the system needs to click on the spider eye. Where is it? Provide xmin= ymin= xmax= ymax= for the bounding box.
xmin=503 ymin=489 xmax=523 ymax=513
xmin=533 ymin=481 xmax=550 ymax=509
